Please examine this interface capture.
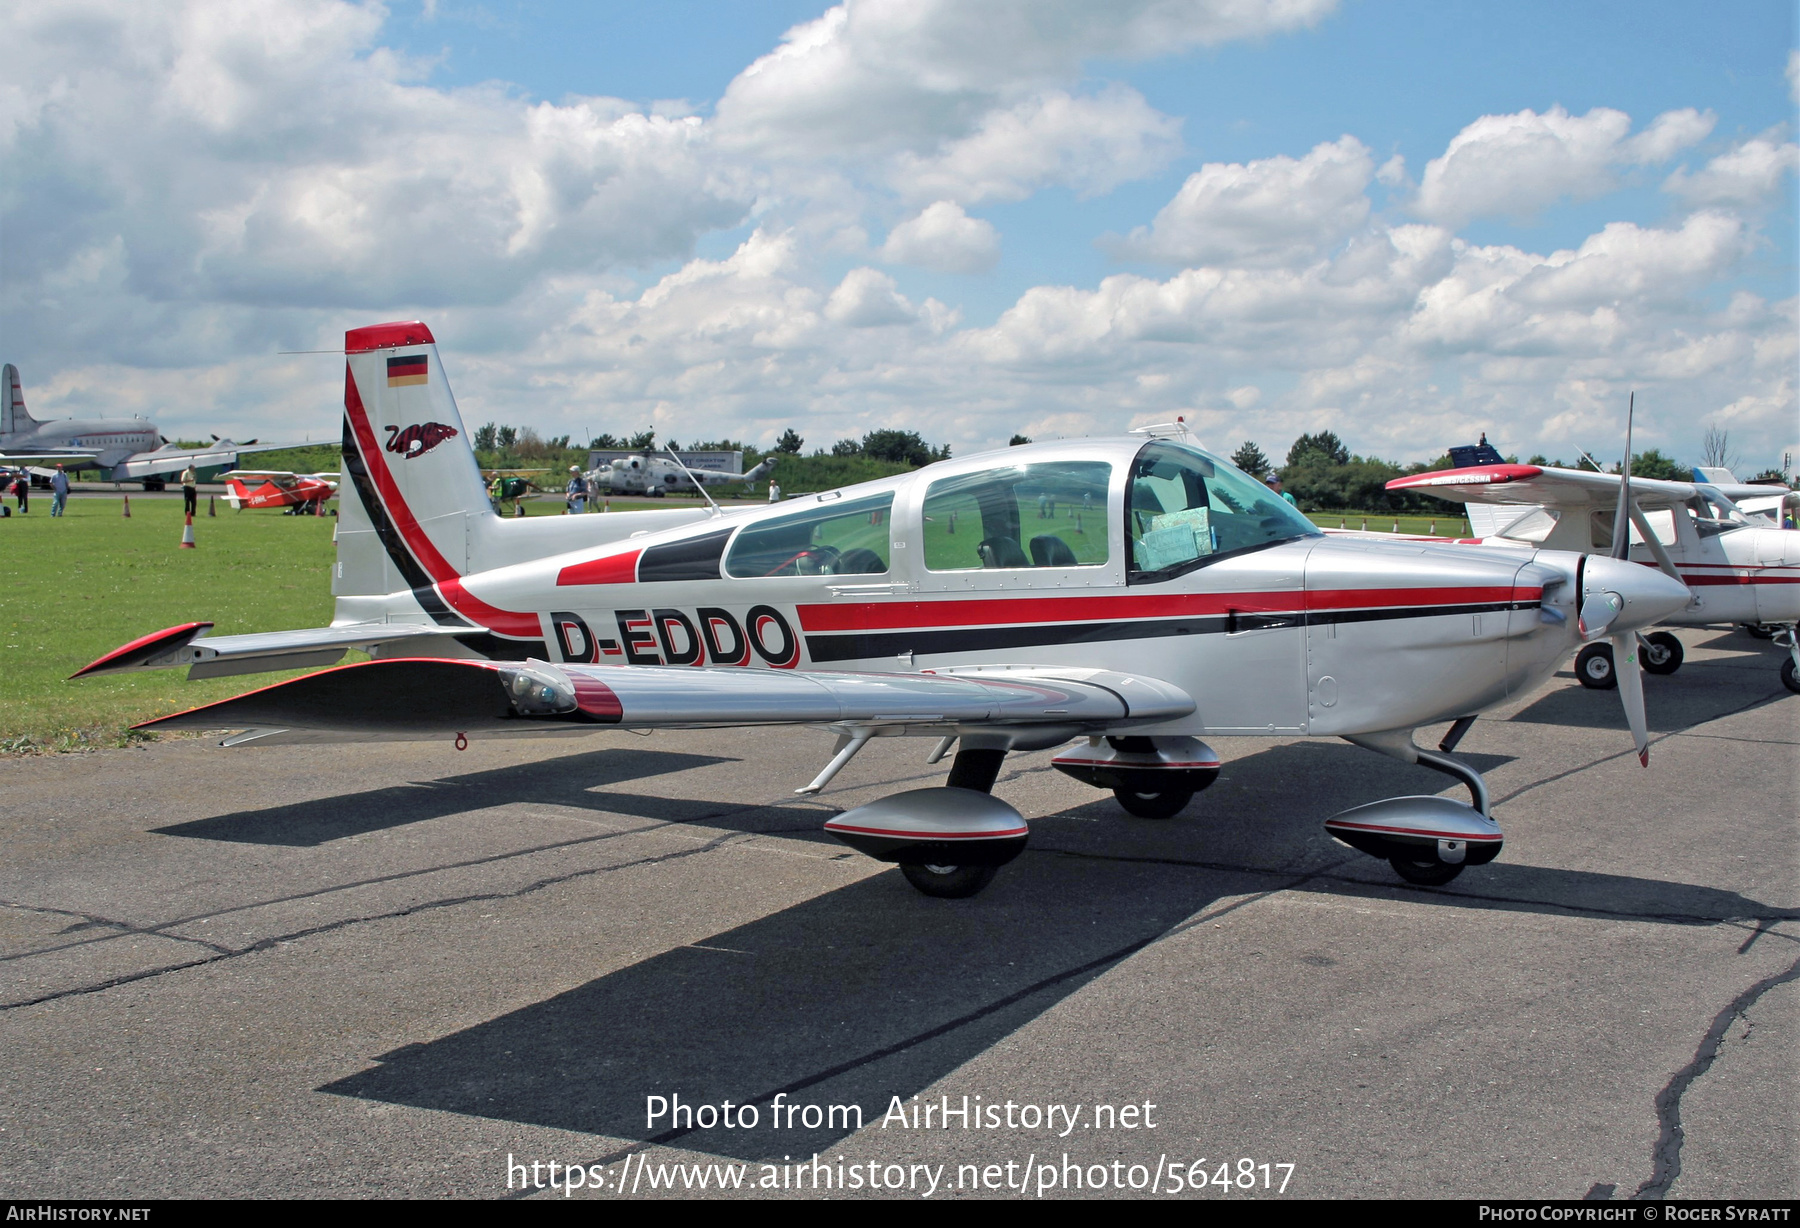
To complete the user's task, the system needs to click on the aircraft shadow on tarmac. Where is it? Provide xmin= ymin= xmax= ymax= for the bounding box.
xmin=321 ymin=739 xmax=1792 ymax=1163
xmin=151 ymin=748 xmax=738 ymax=846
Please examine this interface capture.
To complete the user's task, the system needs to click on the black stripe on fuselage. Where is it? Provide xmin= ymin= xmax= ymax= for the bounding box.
xmin=802 ymin=600 xmax=1537 ymax=663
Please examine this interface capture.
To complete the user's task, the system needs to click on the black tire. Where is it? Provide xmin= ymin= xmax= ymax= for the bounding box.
xmin=1388 ymin=856 xmax=1465 ymax=886
xmin=1746 ymin=623 xmax=1776 ymax=640
xmin=899 ymin=863 xmax=998 ymax=899
xmin=1641 ymin=631 xmax=1683 ymax=675
xmin=1112 ymin=788 xmax=1194 ymax=819
xmin=1782 ymin=657 xmax=1800 ymax=696
xmin=1575 ymin=642 xmax=1616 ymax=690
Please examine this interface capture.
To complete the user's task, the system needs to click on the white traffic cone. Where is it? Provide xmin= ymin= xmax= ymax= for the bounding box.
xmin=180 ymin=512 xmax=196 ymax=549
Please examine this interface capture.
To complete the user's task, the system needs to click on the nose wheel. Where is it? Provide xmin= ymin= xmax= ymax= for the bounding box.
xmin=1575 ymin=642 xmax=1616 ymax=689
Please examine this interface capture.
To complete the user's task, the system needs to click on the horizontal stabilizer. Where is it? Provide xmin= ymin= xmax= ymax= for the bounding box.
xmin=73 ymin=622 xmax=469 ymax=678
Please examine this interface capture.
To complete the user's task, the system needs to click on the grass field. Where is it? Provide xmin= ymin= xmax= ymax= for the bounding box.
xmin=0 ymin=491 xmax=1476 ymax=752
xmin=0 ymin=493 xmax=694 ymax=750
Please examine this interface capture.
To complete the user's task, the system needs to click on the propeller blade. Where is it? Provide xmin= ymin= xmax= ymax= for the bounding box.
xmin=1611 ymin=392 xmax=1634 ymax=561
xmin=1611 ymin=631 xmax=1651 ymax=766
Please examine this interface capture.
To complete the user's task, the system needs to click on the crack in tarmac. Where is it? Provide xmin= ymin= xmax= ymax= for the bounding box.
xmin=1628 ymin=954 xmax=1800 ymax=1201
xmin=0 ymin=834 xmax=742 ymax=1013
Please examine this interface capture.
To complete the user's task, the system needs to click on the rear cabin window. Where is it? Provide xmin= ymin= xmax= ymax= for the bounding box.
xmin=724 ymin=493 xmax=894 ymax=577
xmin=922 ymin=462 xmax=1112 ymax=571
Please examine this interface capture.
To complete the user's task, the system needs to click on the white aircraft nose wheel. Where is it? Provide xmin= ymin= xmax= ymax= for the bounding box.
xmin=1112 ymin=788 xmax=1194 ymax=819
xmin=1575 ymin=642 xmax=1616 ymax=690
xmin=900 ymin=863 xmax=998 ymax=898
xmin=1388 ymin=856 xmax=1464 ymax=886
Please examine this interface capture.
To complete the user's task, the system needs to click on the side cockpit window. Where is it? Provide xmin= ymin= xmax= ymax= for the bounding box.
xmin=922 ymin=462 xmax=1111 ymax=571
xmin=725 ymin=493 xmax=894 ymax=577
xmin=1127 ymin=442 xmax=1319 ymax=582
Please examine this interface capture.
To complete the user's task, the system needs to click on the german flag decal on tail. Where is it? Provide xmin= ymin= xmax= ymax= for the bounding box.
xmin=387 ymin=354 xmax=429 ymax=387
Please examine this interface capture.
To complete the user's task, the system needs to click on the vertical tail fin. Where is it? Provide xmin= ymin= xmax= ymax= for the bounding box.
xmin=334 ymin=322 xmax=493 ymax=597
xmin=1 ymin=364 xmax=38 ymax=436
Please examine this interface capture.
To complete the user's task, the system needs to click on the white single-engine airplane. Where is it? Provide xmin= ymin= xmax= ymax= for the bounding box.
xmin=1387 ymin=444 xmax=1800 ymax=695
xmin=0 ymin=363 xmax=301 ymax=487
xmin=76 ymin=322 xmax=1692 ymax=898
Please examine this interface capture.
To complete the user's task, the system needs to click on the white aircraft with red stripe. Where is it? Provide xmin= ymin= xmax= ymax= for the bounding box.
xmin=1387 ymin=457 xmax=1800 ymax=695
xmin=74 ymin=321 xmax=1692 ymax=898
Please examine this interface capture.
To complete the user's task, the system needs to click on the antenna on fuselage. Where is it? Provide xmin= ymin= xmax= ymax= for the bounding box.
xmin=664 ymin=444 xmax=722 ymax=518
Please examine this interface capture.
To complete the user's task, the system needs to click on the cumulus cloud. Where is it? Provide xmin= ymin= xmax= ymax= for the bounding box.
xmin=879 ymin=201 xmax=1000 ymax=273
xmin=890 ymin=87 xmax=1181 ymax=204
xmin=825 ymin=267 xmax=918 ymax=326
xmin=1664 ymin=136 xmax=1800 ymax=207
xmin=1108 ymin=136 xmax=1374 ymax=267
xmin=715 ymin=0 xmax=1334 ymax=156
xmin=1414 ymin=105 xmax=1714 ymax=225
xmin=0 ymin=0 xmax=750 ymax=356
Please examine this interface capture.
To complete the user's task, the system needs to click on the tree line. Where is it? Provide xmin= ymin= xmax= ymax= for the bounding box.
xmin=1223 ymin=430 xmax=1784 ymax=513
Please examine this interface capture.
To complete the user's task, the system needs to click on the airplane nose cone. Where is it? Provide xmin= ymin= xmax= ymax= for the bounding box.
xmin=1581 ymin=556 xmax=1691 ymax=636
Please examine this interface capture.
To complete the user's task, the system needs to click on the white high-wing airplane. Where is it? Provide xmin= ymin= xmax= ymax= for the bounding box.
xmin=1387 ymin=454 xmax=1800 ymax=695
xmin=0 ymin=363 xmax=301 ymax=487
xmin=588 ymin=449 xmax=777 ymax=498
xmin=75 ymin=321 xmax=1692 ymax=898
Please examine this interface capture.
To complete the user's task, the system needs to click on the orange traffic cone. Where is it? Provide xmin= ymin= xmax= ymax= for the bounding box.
xmin=1429 ymin=519 xmax=1436 ymax=535
xmin=208 ymin=495 xmax=216 ymax=517
xmin=122 ymin=494 xmax=130 ymax=518
xmin=1392 ymin=518 xmax=1400 ymax=532
xmin=179 ymin=512 xmax=196 ymax=549
xmin=1339 ymin=517 xmax=1346 ymax=529
xmin=1360 ymin=517 xmax=1367 ymax=531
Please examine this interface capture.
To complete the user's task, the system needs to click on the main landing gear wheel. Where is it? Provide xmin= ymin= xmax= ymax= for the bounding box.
xmin=1575 ymin=642 xmax=1616 ymax=690
xmin=1745 ymin=623 xmax=1776 ymax=640
xmin=1388 ymin=856 xmax=1465 ymax=886
xmin=1112 ymin=788 xmax=1195 ymax=819
xmin=1641 ymin=631 xmax=1683 ymax=675
xmin=1782 ymin=658 xmax=1800 ymax=696
xmin=900 ymin=863 xmax=998 ymax=899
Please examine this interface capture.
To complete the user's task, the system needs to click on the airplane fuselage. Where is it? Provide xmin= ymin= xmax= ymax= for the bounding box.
xmin=3 ymin=419 xmax=160 ymax=471
xmin=342 ymin=435 xmax=1599 ymax=741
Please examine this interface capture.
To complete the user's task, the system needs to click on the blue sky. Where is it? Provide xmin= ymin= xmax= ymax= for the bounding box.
xmin=2 ymin=0 xmax=1795 ymax=468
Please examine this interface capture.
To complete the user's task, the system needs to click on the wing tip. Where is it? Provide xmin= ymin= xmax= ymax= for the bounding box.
xmin=71 ymin=621 xmax=214 ymax=679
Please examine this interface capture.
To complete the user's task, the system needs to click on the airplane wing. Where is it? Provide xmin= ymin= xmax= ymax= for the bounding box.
xmin=130 ymin=657 xmax=1196 ymax=749
xmin=1386 ymin=463 xmax=1789 ymax=509
xmin=110 ymin=440 xmax=313 ymax=480
xmin=72 ymin=621 xmax=475 ymax=681
xmin=0 ymin=449 xmax=101 ymax=465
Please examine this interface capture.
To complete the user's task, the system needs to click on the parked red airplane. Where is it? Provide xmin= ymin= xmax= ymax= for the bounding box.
xmin=222 ymin=470 xmax=337 ymax=514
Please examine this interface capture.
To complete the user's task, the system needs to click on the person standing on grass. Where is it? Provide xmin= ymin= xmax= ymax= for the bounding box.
xmin=50 ymin=465 xmax=68 ymax=517
xmin=13 ymin=470 xmax=28 ymax=513
xmin=1265 ymin=474 xmax=1297 ymax=508
xmin=179 ymin=465 xmax=197 ymax=517
xmin=565 ymin=466 xmax=588 ymax=514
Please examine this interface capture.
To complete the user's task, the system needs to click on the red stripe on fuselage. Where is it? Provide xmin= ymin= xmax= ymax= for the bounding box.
xmin=343 ymin=365 xmax=540 ymax=639
xmin=797 ymin=586 xmax=1539 ymax=633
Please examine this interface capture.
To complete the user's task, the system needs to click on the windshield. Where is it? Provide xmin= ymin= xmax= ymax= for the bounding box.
xmin=1127 ymin=441 xmax=1319 ymax=582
